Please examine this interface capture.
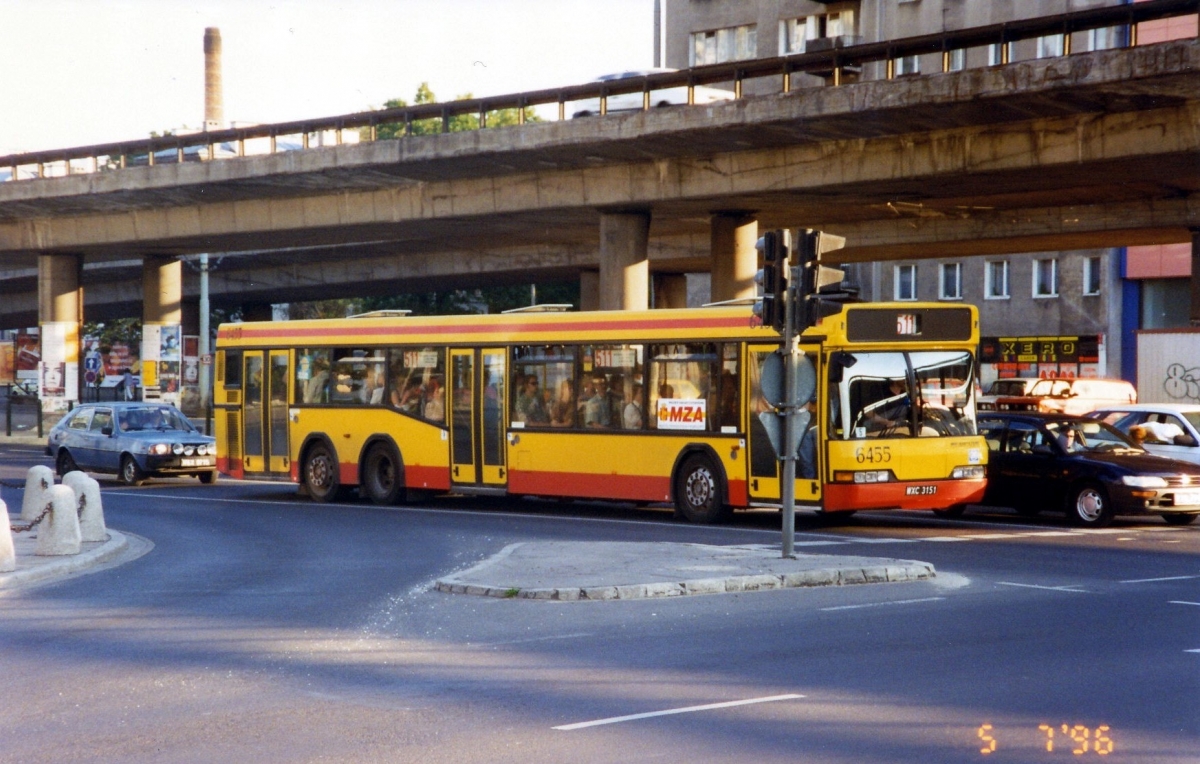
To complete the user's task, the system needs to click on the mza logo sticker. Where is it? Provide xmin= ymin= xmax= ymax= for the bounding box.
xmin=657 ymin=399 xmax=707 ymax=431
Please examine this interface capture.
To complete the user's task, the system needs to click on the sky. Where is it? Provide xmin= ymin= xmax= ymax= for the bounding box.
xmin=0 ymin=0 xmax=658 ymax=154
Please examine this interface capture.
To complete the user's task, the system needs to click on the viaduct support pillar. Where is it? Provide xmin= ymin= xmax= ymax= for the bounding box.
xmin=654 ymin=274 xmax=689 ymax=309
xmin=599 ymin=212 xmax=650 ymax=311
xmin=709 ymin=213 xmax=758 ymax=304
xmin=37 ymin=254 xmax=83 ymax=408
xmin=142 ymin=256 xmax=182 ymax=403
xmin=579 ymin=270 xmax=600 ymax=312
xmin=1191 ymin=228 xmax=1200 ymax=326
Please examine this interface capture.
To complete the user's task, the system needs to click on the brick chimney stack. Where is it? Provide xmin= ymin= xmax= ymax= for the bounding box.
xmin=203 ymin=27 xmax=223 ymax=131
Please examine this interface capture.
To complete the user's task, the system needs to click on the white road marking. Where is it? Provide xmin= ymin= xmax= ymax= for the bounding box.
xmin=553 ymin=694 xmax=804 ymax=731
xmin=1186 ymin=649 xmax=1200 ymax=654
xmin=1170 ymin=601 xmax=1200 ymax=607
xmin=1120 ymin=575 xmax=1200 ymax=584
xmin=923 ymin=536 xmax=971 ymax=542
xmin=996 ymin=582 xmax=1089 ymax=593
xmin=851 ymin=538 xmax=919 ymax=544
xmin=821 ymin=597 xmax=945 ymax=612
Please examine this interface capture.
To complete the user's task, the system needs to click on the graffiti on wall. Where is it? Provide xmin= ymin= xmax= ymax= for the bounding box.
xmin=1164 ymin=363 xmax=1200 ymax=401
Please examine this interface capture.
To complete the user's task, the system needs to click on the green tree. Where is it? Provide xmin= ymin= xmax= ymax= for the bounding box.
xmin=368 ymin=82 xmax=539 ymax=141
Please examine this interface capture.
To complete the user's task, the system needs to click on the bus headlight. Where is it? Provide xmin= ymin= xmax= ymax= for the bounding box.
xmin=833 ymin=470 xmax=893 ymax=483
xmin=951 ymin=466 xmax=985 ymax=479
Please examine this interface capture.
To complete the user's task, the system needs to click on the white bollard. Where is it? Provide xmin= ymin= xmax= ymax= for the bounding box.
xmin=21 ymin=465 xmax=54 ymax=521
xmin=1 ymin=498 xmax=15 ymax=573
xmin=35 ymin=485 xmax=82 ymax=557
xmin=81 ymin=477 xmax=106 ymax=543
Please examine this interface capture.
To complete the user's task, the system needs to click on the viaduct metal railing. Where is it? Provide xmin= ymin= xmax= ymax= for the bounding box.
xmin=1 ymin=0 xmax=1196 ymax=183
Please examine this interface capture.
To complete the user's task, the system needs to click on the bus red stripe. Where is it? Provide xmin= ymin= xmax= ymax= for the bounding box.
xmin=823 ymin=480 xmax=986 ymax=512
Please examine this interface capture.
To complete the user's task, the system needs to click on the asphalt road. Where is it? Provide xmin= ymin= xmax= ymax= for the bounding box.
xmin=2 ymin=443 xmax=1197 ymax=763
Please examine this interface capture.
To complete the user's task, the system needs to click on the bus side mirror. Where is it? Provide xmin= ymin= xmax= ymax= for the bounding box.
xmin=828 ymin=351 xmax=857 ymax=384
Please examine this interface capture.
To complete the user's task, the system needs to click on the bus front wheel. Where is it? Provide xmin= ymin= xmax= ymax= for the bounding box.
xmin=362 ymin=442 xmax=405 ymax=505
xmin=674 ymin=454 xmax=730 ymax=524
xmin=303 ymin=442 xmax=342 ymax=503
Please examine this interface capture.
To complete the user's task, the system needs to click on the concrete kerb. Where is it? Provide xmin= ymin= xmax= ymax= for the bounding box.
xmin=434 ymin=541 xmax=936 ymax=601
xmin=0 ymin=529 xmax=132 ymax=592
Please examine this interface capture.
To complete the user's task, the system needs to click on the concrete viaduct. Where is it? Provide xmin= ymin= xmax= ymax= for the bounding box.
xmin=1 ymin=32 xmax=1198 ymax=359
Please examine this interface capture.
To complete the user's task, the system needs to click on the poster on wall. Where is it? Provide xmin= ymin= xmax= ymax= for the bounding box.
xmin=144 ymin=323 xmax=182 ymax=404
xmin=15 ymin=332 xmax=39 ymax=382
xmin=39 ymin=321 xmax=79 ymax=411
xmin=0 ymin=341 xmax=13 ymax=386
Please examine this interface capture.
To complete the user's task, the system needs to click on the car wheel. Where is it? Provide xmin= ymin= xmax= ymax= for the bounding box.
xmin=1162 ymin=513 xmax=1198 ymax=526
xmin=362 ymin=442 xmax=405 ymax=505
xmin=303 ymin=442 xmax=341 ymax=503
xmin=55 ymin=450 xmax=79 ymax=477
xmin=932 ymin=504 xmax=967 ymax=518
xmin=120 ymin=455 xmax=145 ymax=487
xmin=198 ymin=470 xmax=217 ymax=485
xmin=673 ymin=453 xmax=729 ymax=524
xmin=1066 ymin=482 xmax=1113 ymax=528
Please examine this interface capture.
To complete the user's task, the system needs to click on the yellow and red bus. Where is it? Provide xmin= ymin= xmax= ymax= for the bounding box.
xmin=213 ymin=302 xmax=986 ymax=522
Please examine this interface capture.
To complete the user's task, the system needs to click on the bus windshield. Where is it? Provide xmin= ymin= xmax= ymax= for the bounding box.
xmin=836 ymin=350 xmax=976 ymax=439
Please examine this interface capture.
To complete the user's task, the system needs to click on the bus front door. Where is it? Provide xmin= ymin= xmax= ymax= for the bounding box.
xmin=746 ymin=343 xmax=822 ymax=506
xmin=450 ymin=348 xmax=508 ymax=489
xmin=241 ymin=350 xmax=291 ymax=477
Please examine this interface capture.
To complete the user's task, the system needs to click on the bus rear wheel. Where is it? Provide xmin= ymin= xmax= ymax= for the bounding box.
xmin=303 ymin=442 xmax=341 ymax=503
xmin=362 ymin=443 xmax=405 ymax=505
xmin=674 ymin=454 xmax=729 ymax=524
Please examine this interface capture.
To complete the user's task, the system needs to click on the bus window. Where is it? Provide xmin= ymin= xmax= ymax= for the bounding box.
xmin=327 ymin=349 xmax=380 ymax=404
xmin=512 ymin=345 xmax=573 ymax=428
xmin=910 ymin=351 xmax=976 ymax=436
xmin=387 ymin=347 xmax=445 ymax=422
xmin=295 ymin=349 xmax=332 ymax=403
xmin=717 ymin=343 xmax=741 ymax=432
xmin=582 ymin=344 xmax=643 ymax=430
xmin=841 ymin=352 xmax=913 ymax=438
xmin=649 ymin=343 xmax=717 ymax=432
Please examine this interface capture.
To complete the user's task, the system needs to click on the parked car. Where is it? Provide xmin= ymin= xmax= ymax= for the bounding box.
xmin=46 ymin=402 xmax=217 ymax=486
xmin=994 ymin=377 xmax=1136 ymax=416
xmin=977 ymin=378 xmax=1037 ymax=412
xmin=569 ymin=69 xmax=736 ymax=117
xmin=977 ymin=412 xmax=1200 ymax=527
xmin=1089 ymin=404 xmax=1200 ymax=465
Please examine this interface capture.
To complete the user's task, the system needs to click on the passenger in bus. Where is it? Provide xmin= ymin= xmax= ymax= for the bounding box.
xmin=423 ymin=377 xmax=445 ymax=422
xmin=798 ymin=396 xmax=818 ymax=479
xmin=623 ymin=381 xmax=644 ymax=429
xmin=585 ymin=374 xmax=618 ymax=428
xmin=303 ymin=358 xmax=330 ymax=403
xmin=515 ymin=376 xmax=549 ymax=424
xmin=550 ymin=379 xmax=577 ymax=427
xmin=658 ymin=382 xmax=674 ymax=399
xmin=576 ymin=377 xmax=595 ymax=418
xmin=395 ymin=377 xmax=423 ymax=414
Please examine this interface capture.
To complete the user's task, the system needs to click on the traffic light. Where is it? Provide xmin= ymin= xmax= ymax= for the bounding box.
xmin=754 ymin=231 xmax=789 ymax=333
xmin=795 ymin=229 xmax=850 ymax=331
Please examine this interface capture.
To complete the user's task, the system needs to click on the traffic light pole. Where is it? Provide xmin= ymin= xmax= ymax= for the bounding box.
xmin=779 ymin=262 xmax=800 ymax=559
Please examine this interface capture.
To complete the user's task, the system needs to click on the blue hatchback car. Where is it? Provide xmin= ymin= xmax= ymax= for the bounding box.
xmin=47 ymin=402 xmax=217 ymax=486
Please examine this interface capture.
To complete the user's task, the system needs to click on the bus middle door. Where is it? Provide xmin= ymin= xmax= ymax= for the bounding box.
xmin=746 ymin=343 xmax=822 ymax=505
xmin=449 ymin=348 xmax=508 ymax=489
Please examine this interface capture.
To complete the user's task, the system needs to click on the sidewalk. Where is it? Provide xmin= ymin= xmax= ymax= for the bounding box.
xmin=435 ymin=541 xmax=936 ymax=601
xmin=1 ymin=524 xmax=148 ymax=592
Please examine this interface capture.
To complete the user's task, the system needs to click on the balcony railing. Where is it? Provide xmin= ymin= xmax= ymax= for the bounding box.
xmin=1 ymin=0 xmax=1196 ymax=183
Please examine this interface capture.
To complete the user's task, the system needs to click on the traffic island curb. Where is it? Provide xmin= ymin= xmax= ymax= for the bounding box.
xmin=0 ymin=529 xmax=146 ymax=592
xmin=434 ymin=541 xmax=936 ymax=601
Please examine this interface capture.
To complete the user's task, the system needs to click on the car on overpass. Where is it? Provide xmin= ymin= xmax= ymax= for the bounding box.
xmin=977 ymin=412 xmax=1200 ymax=527
xmin=569 ymin=69 xmax=736 ymax=117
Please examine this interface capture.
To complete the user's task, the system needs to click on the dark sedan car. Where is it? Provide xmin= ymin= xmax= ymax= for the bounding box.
xmin=978 ymin=412 xmax=1200 ymax=527
xmin=47 ymin=402 xmax=217 ymax=486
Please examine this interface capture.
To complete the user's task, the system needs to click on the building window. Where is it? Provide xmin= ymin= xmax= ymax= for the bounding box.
xmin=988 ymin=43 xmax=1007 ymax=66
xmin=939 ymin=263 xmax=962 ymax=300
xmin=894 ymin=54 xmax=920 ymax=76
xmin=1083 ymin=256 xmax=1102 ymax=296
xmin=781 ymin=9 xmax=856 ymax=54
xmin=691 ymin=24 xmax=757 ymax=66
xmin=1087 ymin=26 xmax=1123 ymax=51
xmin=946 ymin=48 xmax=965 ymax=72
xmin=985 ymin=260 xmax=1009 ymax=299
xmin=895 ymin=264 xmax=917 ymax=301
xmin=1033 ymin=258 xmax=1059 ymax=298
xmin=1037 ymin=34 xmax=1064 ymax=59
